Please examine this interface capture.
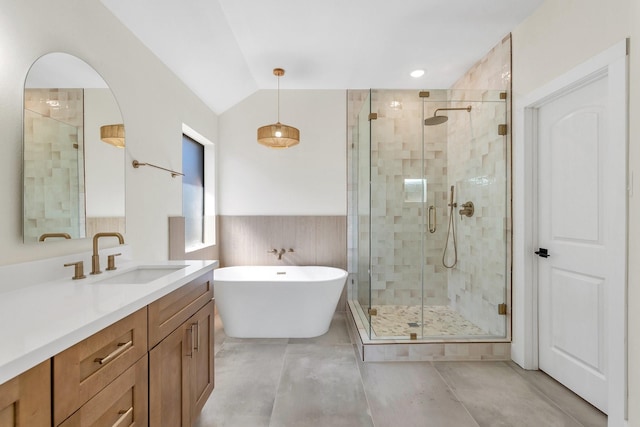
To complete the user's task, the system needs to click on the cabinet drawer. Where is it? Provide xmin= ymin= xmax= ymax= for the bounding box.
xmin=53 ymin=308 xmax=148 ymax=425
xmin=59 ymin=355 xmax=148 ymax=427
xmin=148 ymin=271 xmax=213 ymax=348
xmin=0 ymin=360 xmax=50 ymax=427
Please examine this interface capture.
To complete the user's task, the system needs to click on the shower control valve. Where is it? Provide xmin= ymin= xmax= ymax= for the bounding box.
xmin=459 ymin=201 xmax=474 ymax=218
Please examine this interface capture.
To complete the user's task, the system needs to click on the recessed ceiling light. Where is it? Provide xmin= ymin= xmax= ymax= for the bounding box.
xmin=410 ymin=69 xmax=425 ymax=78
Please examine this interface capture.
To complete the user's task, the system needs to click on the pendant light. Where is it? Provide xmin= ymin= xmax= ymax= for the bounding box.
xmin=100 ymin=124 xmax=125 ymax=148
xmin=257 ymin=68 xmax=300 ymax=149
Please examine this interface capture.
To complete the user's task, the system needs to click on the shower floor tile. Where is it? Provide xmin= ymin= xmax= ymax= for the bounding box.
xmin=370 ymin=305 xmax=486 ymax=338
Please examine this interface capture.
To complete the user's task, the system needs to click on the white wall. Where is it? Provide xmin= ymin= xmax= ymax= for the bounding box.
xmin=218 ymin=90 xmax=346 ymax=215
xmin=511 ymin=0 xmax=637 ymax=425
xmin=0 ymin=0 xmax=218 ymax=264
xmin=84 ymin=88 xmax=125 ymax=217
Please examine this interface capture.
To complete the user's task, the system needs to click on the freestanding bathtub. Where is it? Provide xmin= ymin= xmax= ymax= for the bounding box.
xmin=213 ymin=266 xmax=347 ymax=338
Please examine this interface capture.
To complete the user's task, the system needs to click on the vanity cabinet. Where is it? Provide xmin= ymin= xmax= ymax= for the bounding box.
xmin=0 ymin=267 xmax=215 ymax=427
xmin=52 ymin=308 xmax=148 ymax=426
xmin=149 ymin=271 xmax=214 ymax=427
xmin=0 ymin=360 xmax=50 ymax=427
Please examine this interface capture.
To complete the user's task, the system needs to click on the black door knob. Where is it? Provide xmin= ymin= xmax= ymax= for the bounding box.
xmin=535 ymin=248 xmax=550 ymax=258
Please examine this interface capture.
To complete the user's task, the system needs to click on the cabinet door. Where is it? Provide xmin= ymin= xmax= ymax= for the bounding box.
xmin=0 ymin=360 xmax=50 ymax=427
xmin=149 ymin=300 xmax=215 ymax=427
xmin=190 ymin=300 xmax=214 ymax=418
xmin=58 ymin=355 xmax=148 ymax=427
xmin=148 ymin=271 xmax=213 ymax=348
xmin=149 ymin=320 xmax=191 ymax=427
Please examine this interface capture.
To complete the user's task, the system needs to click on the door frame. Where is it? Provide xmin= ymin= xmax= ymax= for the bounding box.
xmin=512 ymin=39 xmax=628 ymax=425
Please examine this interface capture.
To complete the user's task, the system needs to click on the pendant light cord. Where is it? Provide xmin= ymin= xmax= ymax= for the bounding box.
xmin=277 ymin=73 xmax=280 ymax=123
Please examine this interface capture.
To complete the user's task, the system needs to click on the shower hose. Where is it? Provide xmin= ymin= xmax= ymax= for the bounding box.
xmin=442 ymin=186 xmax=458 ymax=269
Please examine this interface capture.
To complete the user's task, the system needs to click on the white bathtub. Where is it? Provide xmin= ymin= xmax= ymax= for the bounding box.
xmin=214 ymin=266 xmax=347 ymax=338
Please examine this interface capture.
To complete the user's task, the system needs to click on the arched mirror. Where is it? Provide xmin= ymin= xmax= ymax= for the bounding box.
xmin=23 ymin=52 xmax=125 ymax=243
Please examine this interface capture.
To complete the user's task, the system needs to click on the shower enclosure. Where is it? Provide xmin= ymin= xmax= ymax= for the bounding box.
xmin=347 ymin=88 xmax=510 ymax=341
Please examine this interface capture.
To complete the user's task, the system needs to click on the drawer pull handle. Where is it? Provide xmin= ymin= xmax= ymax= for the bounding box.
xmin=95 ymin=340 xmax=133 ymax=365
xmin=187 ymin=326 xmax=194 ymax=358
xmin=192 ymin=323 xmax=200 ymax=351
xmin=112 ymin=407 xmax=133 ymax=427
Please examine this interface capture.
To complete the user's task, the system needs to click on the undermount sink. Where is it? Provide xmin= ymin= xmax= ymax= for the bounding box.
xmin=94 ymin=265 xmax=187 ymax=284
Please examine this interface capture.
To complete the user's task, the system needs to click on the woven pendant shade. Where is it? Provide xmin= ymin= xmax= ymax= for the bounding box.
xmin=100 ymin=124 xmax=125 ymax=148
xmin=257 ymin=68 xmax=300 ymax=149
xmin=257 ymin=122 xmax=300 ymax=149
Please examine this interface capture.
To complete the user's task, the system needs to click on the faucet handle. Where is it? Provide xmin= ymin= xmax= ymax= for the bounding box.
xmin=267 ymin=249 xmax=278 ymax=254
xmin=64 ymin=261 xmax=86 ymax=280
xmin=106 ymin=253 xmax=122 ymax=271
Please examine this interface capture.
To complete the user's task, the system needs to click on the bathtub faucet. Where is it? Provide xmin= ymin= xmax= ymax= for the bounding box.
xmin=268 ymin=248 xmax=295 ymax=260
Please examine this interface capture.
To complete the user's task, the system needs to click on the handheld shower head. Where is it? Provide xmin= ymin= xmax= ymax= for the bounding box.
xmin=424 ymin=105 xmax=472 ymax=126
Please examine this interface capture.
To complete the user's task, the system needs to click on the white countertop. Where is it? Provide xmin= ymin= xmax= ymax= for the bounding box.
xmin=0 ymin=258 xmax=217 ymax=385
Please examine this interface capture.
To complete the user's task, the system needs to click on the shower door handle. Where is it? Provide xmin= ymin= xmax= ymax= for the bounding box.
xmin=535 ymin=248 xmax=550 ymax=258
xmin=428 ymin=206 xmax=436 ymax=233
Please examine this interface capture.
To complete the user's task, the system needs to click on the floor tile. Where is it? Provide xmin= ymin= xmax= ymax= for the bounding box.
xmin=194 ymin=341 xmax=288 ymax=427
xmin=358 ymin=358 xmax=479 ymax=427
xmin=434 ymin=361 xmax=586 ymax=427
xmin=269 ymin=344 xmax=374 ymax=427
xmin=200 ymin=312 xmax=606 ymax=427
xmin=507 ymin=362 xmax=607 ymax=427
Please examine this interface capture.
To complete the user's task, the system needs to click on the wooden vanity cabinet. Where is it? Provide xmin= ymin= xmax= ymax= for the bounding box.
xmin=2 ymin=268 xmax=214 ymax=427
xmin=0 ymin=360 xmax=50 ymax=427
xmin=53 ymin=307 xmax=148 ymax=426
xmin=148 ymin=271 xmax=214 ymax=427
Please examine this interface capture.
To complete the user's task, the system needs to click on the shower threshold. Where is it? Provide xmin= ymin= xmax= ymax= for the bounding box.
xmin=346 ymin=301 xmax=511 ymax=362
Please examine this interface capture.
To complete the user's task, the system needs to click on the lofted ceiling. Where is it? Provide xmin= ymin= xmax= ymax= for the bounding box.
xmin=100 ymin=0 xmax=543 ymax=114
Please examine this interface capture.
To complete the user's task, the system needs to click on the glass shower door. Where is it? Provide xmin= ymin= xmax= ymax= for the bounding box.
xmin=368 ymin=90 xmax=425 ymax=340
xmin=422 ymin=89 xmax=509 ymax=339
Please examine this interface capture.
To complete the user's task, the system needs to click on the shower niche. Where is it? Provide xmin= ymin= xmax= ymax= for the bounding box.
xmin=347 ymin=88 xmax=511 ymax=344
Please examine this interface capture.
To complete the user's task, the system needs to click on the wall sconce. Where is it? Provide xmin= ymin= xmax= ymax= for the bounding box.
xmin=100 ymin=124 xmax=125 ymax=148
xmin=257 ymin=68 xmax=300 ymax=149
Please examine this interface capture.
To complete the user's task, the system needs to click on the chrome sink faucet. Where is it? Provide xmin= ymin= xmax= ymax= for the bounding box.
xmin=91 ymin=232 xmax=125 ymax=275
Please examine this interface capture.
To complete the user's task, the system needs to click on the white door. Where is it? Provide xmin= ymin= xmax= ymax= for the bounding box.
xmin=536 ymin=71 xmax=625 ymax=414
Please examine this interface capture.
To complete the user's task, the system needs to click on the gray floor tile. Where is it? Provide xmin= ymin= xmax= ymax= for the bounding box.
xmin=269 ymin=344 xmax=374 ymax=427
xmin=358 ymin=358 xmax=479 ymax=427
xmin=506 ymin=362 xmax=607 ymax=427
xmin=434 ymin=362 xmax=586 ymax=427
xmin=201 ymin=312 xmax=606 ymax=427
xmin=195 ymin=341 xmax=288 ymax=427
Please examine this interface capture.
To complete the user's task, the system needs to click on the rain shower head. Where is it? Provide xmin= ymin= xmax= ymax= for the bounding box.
xmin=424 ymin=105 xmax=472 ymax=126
xmin=424 ymin=115 xmax=449 ymax=125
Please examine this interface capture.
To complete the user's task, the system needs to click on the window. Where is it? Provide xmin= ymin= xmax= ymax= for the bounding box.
xmin=183 ymin=134 xmax=204 ymax=249
xmin=181 ymin=124 xmax=215 ymax=251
